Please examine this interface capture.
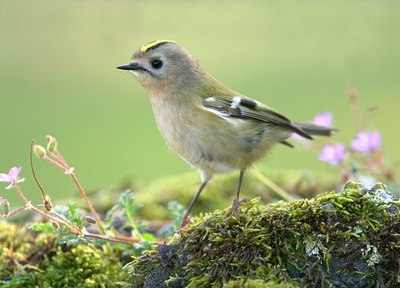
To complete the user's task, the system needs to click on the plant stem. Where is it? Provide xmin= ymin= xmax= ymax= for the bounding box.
xmin=56 ymin=228 xmax=143 ymax=244
xmin=251 ymin=169 xmax=294 ymax=201
xmin=3 ymin=205 xmax=27 ymax=218
xmin=69 ymin=172 xmax=105 ymax=230
xmin=50 ymin=210 xmax=83 ymax=234
xmin=43 ymin=155 xmax=68 ymax=171
xmin=84 ymin=232 xmax=142 ymax=244
xmin=347 ymin=87 xmax=363 ymax=132
xmin=28 ymin=203 xmax=77 ymax=229
xmin=46 ymin=149 xmax=105 ymax=230
xmin=14 ymin=184 xmax=29 ymax=203
xmin=52 ymin=150 xmax=68 ymax=168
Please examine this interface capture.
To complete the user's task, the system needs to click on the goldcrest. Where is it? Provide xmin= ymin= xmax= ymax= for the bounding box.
xmin=117 ymin=40 xmax=335 ymax=227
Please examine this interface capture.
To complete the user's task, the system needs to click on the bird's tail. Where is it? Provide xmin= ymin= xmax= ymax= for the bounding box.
xmin=294 ymin=122 xmax=338 ymax=137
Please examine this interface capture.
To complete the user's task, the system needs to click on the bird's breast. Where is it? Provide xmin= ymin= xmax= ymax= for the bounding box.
xmin=149 ymin=97 xmax=286 ymax=174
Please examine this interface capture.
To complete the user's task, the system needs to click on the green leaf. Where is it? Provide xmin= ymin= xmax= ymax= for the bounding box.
xmin=29 ymin=223 xmax=55 ymax=233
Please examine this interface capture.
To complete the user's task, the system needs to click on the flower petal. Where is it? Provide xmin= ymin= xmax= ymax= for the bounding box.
xmin=370 ymin=131 xmax=381 ymax=150
xmin=313 ymin=112 xmax=333 ymax=127
xmin=351 ymin=131 xmax=381 ymax=152
xmin=318 ymin=143 xmax=345 ymax=165
xmin=8 ymin=166 xmax=22 ymax=179
xmin=5 ymin=183 xmax=15 ymax=190
xmin=0 ymin=173 xmax=12 ymax=182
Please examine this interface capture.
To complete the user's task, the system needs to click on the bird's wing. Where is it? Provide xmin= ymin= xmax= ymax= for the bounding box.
xmin=202 ymin=96 xmax=313 ymax=139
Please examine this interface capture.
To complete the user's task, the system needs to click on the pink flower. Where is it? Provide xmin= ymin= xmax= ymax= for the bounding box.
xmin=351 ymin=131 xmax=381 ymax=152
xmin=318 ymin=143 xmax=346 ymax=165
xmin=0 ymin=166 xmax=25 ymax=190
xmin=313 ymin=112 xmax=333 ymax=127
xmin=292 ymin=112 xmax=333 ymax=141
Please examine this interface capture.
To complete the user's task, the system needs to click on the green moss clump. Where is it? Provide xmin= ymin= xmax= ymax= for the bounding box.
xmin=32 ymin=244 xmax=129 ymax=288
xmin=227 ymin=279 xmax=296 ymax=288
xmin=135 ymin=168 xmax=337 ymax=220
xmin=0 ymin=221 xmax=57 ymax=282
xmin=127 ymin=182 xmax=400 ymax=287
xmin=0 ymin=222 xmax=129 ymax=287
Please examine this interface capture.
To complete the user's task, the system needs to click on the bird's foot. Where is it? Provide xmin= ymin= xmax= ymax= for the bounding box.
xmin=231 ymin=198 xmax=240 ymax=212
xmin=226 ymin=198 xmax=249 ymax=218
xmin=179 ymin=211 xmax=191 ymax=229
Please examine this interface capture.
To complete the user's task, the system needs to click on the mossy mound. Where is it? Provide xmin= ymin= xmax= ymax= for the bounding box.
xmin=226 ymin=279 xmax=296 ymax=288
xmin=31 ymin=244 xmax=129 ymax=288
xmin=0 ymin=221 xmax=57 ymax=282
xmin=127 ymin=182 xmax=400 ymax=287
xmin=135 ymin=168 xmax=338 ymax=220
xmin=55 ymin=169 xmax=337 ymax=222
xmin=0 ymin=222 xmax=129 ymax=287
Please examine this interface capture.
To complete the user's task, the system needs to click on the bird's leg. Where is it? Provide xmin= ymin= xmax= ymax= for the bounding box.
xmin=231 ymin=170 xmax=245 ymax=212
xmin=180 ymin=180 xmax=209 ymax=228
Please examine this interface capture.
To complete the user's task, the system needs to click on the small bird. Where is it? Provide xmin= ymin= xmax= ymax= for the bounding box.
xmin=117 ymin=40 xmax=335 ymax=227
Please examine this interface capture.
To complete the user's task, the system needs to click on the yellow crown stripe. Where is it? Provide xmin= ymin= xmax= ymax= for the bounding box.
xmin=140 ymin=40 xmax=175 ymax=52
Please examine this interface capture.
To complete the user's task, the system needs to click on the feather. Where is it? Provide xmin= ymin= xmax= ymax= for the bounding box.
xmin=202 ymin=96 xmax=313 ymax=140
xmin=280 ymin=140 xmax=295 ymax=148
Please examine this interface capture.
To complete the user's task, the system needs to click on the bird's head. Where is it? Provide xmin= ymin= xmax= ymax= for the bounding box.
xmin=117 ymin=40 xmax=203 ymax=93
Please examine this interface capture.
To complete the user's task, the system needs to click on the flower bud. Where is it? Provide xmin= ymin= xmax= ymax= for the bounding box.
xmin=44 ymin=195 xmax=53 ymax=211
xmin=0 ymin=197 xmax=10 ymax=216
xmin=85 ymin=216 xmax=97 ymax=224
xmin=46 ymin=135 xmax=58 ymax=152
xmin=52 ymin=222 xmax=60 ymax=229
xmin=33 ymin=145 xmax=46 ymax=158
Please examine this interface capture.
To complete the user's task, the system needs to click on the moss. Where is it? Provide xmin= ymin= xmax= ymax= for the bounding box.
xmin=58 ymin=168 xmax=337 ymax=221
xmin=0 ymin=222 xmax=129 ymax=287
xmin=136 ymin=168 xmax=337 ymax=220
xmin=0 ymin=221 xmax=57 ymax=282
xmin=127 ymin=182 xmax=400 ymax=287
xmin=226 ymin=279 xmax=296 ymax=288
xmin=32 ymin=244 xmax=129 ymax=288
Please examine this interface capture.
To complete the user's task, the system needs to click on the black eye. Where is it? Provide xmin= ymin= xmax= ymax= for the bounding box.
xmin=151 ymin=59 xmax=163 ymax=69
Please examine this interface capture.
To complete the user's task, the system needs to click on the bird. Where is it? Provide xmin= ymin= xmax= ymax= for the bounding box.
xmin=117 ymin=40 xmax=335 ymax=227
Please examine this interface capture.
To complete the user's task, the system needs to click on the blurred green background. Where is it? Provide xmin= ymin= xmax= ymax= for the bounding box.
xmin=1 ymin=0 xmax=399 ymax=206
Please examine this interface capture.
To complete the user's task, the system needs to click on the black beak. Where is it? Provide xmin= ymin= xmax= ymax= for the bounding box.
xmin=116 ymin=62 xmax=142 ymax=70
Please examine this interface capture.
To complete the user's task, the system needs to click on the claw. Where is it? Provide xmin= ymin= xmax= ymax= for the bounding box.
xmin=179 ymin=214 xmax=189 ymax=229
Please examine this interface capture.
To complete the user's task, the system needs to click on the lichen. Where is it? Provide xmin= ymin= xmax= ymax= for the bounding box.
xmin=127 ymin=182 xmax=400 ymax=287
